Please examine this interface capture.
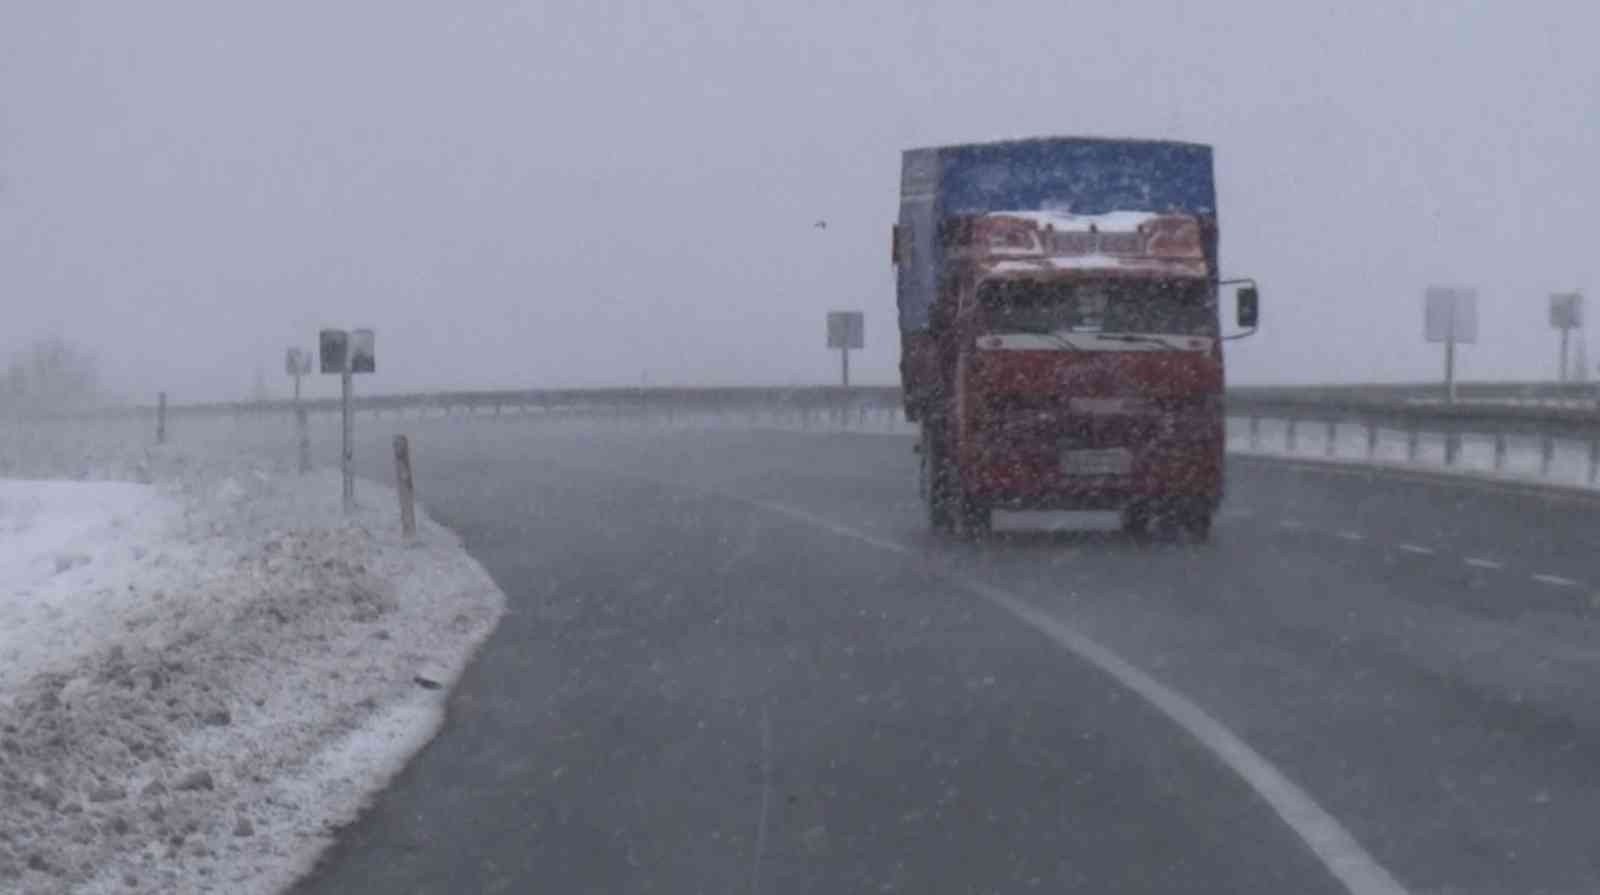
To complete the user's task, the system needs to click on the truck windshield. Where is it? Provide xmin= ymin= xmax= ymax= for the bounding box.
xmin=977 ymin=279 xmax=1217 ymax=336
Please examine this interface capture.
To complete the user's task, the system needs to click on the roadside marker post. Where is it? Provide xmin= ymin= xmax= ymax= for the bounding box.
xmin=393 ymin=434 xmax=416 ymax=539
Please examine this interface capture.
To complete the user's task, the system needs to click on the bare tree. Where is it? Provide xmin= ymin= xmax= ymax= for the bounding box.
xmin=2 ymin=336 xmax=101 ymax=413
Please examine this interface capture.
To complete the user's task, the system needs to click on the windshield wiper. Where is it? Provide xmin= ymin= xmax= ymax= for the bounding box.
xmin=1006 ymin=324 xmax=1082 ymax=351
xmin=1093 ymin=333 xmax=1179 ymax=348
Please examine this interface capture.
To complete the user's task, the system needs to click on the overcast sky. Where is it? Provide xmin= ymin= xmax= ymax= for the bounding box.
xmin=3 ymin=1 xmax=1596 ymax=401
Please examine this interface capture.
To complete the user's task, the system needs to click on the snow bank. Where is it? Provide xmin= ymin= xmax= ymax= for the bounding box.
xmin=0 ymin=454 xmax=506 ymax=894
xmin=1 ymin=481 xmax=190 ymax=690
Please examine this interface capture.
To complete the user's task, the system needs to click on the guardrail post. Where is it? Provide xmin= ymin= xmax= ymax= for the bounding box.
xmin=1444 ymin=433 xmax=1460 ymax=467
xmin=1540 ymin=436 xmax=1555 ymax=477
xmin=156 ymin=392 xmax=167 ymax=445
xmin=1325 ymin=420 xmax=1337 ymax=457
xmin=1493 ymin=433 xmax=1507 ymax=471
xmin=1366 ymin=423 xmax=1379 ymax=459
xmin=1588 ymin=441 xmax=1600 ymax=484
xmin=1285 ymin=418 xmax=1297 ymax=454
xmin=1406 ymin=427 xmax=1419 ymax=463
xmin=393 ymin=434 xmax=416 ymax=539
xmin=1249 ymin=416 xmax=1260 ymax=450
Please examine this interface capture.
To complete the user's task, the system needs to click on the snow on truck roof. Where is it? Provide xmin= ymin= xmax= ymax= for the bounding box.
xmin=986 ymin=209 xmax=1164 ymax=231
xmin=907 ymin=135 xmax=1213 ymax=154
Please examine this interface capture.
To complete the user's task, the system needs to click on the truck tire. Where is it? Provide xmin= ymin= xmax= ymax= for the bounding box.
xmin=1178 ymin=501 xmax=1214 ymax=542
xmin=924 ymin=421 xmax=957 ymax=533
xmin=1121 ymin=502 xmax=1151 ymax=537
xmin=959 ymin=490 xmax=992 ymax=537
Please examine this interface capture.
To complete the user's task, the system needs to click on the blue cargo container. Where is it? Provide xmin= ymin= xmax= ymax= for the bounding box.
xmin=895 ymin=137 xmax=1217 ymax=335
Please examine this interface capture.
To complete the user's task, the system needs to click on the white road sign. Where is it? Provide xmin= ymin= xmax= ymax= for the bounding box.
xmin=1550 ymin=292 xmax=1583 ymax=329
xmin=1424 ymin=287 xmax=1478 ymax=344
xmin=827 ymin=311 xmax=864 ymax=350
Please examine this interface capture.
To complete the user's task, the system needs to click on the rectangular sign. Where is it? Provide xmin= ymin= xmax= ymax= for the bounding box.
xmin=320 ymin=329 xmax=348 ymax=374
xmin=1550 ymin=292 xmax=1583 ymax=329
xmin=1424 ymin=287 xmax=1478 ymax=344
xmin=827 ymin=311 xmax=864 ymax=350
xmin=1059 ymin=448 xmax=1132 ymax=477
xmin=350 ymin=328 xmax=376 ymax=374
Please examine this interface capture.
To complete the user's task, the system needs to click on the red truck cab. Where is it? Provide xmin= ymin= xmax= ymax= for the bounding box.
xmin=895 ymin=138 xmax=1257 ymax=538
xmin=910 ymin=208 xmax=1256 ymax=537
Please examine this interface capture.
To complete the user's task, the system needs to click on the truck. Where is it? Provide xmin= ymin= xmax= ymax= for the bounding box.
xmin=892 ymin=136 xmax=1259 ymax=538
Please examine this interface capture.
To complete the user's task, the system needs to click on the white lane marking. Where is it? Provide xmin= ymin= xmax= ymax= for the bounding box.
xmin=739 ymin=499 xmax=1410 ymax=895
xmin=1396 ymin=544 xmax=1434 ymax=555
xmin=749 ymin=704 xmax=772 ymax=895
xmin=1279 ymin=519 xmax=1306 ymax=531
xmin=1464 ymin=557 xmax=1503 ymax=570
xmin=1532 ymin=573 xmax=1579 ymax=588
xmin=755 ymin=501 xmax=910 ymax=555
xmin=1335 ymin=531 xmax=1366 ymax=543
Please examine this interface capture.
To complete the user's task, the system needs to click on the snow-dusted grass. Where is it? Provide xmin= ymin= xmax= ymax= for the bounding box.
xmin=0 ymin=434 xmax=505 ymax=894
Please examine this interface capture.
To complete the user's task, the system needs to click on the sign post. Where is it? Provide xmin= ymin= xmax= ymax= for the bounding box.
xmin=1549 ymin=292 xmax=1583 ymax=382
xmin=285 ymin=347 xmax=313 ymax=401
xmin=320 ymin=328 xmax=375 ymax=513
xmin=826 ymin=311 xmax=865 ymax=388
xmin=286 ymin=348 xmax=313 ymax=473
xmin=1424 ymin=287 xmax=1477 ymax=405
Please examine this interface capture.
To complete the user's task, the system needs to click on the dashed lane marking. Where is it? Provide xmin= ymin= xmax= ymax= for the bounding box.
xmin=1396 ymin=544 xmax=1435 ymax=556
xmin=1464 ymin=557 xmax=1503 ymax=570
xmin=1532 ymin=573 xmax=1579 ymax=588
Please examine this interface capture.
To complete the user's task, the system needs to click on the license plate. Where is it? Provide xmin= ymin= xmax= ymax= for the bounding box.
xmin=1060 ymin=448 xmax=1132 ymax=476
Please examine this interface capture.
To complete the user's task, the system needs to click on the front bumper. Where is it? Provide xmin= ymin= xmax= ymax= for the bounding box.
xmin=961 ymin=409 xmax=1223 ymax=510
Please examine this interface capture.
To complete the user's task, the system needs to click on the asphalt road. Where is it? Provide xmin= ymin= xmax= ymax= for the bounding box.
xmin=294 ymin=419 xmax=1600 ymax=894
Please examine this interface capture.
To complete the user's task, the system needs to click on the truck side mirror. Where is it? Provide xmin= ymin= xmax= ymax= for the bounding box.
xmin=1237 ymin=286 xmax=1260 ymax=329
xmin=891 ymin=224 xmax=902 ymax=268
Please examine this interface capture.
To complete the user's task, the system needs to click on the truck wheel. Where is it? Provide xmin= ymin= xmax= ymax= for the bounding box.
xmin=924 ymin=422 xmax=957 ymax=533
xmin=1179 ymin=502 xmax=1214 ymax=542
xmin=1122 ymin=503 xmax=1151 ymax=537
xmin=959 ymin=490 xmax=991 ymax=537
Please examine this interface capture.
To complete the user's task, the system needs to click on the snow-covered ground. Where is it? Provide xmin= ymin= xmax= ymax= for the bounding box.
xmin=0 ymin=436 xmax=505 ymax=894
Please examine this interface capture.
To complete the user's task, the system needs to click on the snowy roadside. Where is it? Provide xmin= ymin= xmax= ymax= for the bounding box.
xmin=0 ymin=449 xmax=506 ymax=894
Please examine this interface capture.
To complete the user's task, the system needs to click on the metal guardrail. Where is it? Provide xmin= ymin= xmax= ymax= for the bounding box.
xmin=13 ymin=380 xmax=1600 ymax=490
xmin=1224 ymin=397 xmax=1600 ymax=487
xmin=19 ymin=387 xmax=908 ymax=423
xmin=1222 ymin=392 xmax=1600 ymax=441
xmin=16 ymin=380 xmax=1600 ymax=442
xmin=28 ymin=380 xmax=1590 ymax=417
xmin=1229 ymin=380 xmax=1599 ymax=405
